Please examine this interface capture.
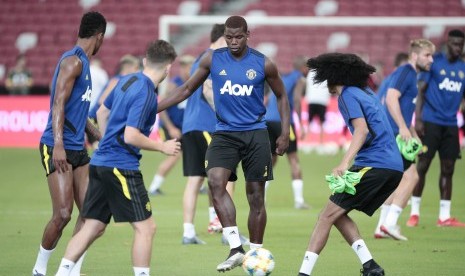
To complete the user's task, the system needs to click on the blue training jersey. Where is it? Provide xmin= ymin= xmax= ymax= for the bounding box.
xmin=419 ymin=52 xmax=465 ymax=126
xmin=211 ymin=47 xmax=267 ymax=131
xmin=40 ymin=46 xmax=92 ymax=150
xmin=182 ymin=49 xmax=216 ymax=134
xmin=88 ymin=74 xmax=123 ymax=119
xmin=338 ymin=86 xmax=403 ymax=172
xmin=265 ymin=69 xmax=302 ymax=123
xmin=381 ymin=63 xmax=418 ymax=135
xmin=161 ymin=75 xmax=185 ymax=129
xmin=91 ymin=72 xmax=158 ymax=170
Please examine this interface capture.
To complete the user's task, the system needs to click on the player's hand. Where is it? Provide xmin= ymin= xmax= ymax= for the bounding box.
xmin=275 ymin=134 xmax=289 ymax=156
xmin=415 ymin=119 xmax=425 ymax=137
xmin=52 ymin=144 xmax=69 ymax=173
xmin=332 ymin=162 xmax=349 ymax=177
xmin=162 ymin=138 xmax=181 ymax=156
xmin=399 ymin=126 xmax=412 ymax=142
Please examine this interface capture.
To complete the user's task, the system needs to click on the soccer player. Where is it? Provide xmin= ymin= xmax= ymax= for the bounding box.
xmin=54 ymin=40 xmax=180 ymax=276
xmin=265 ymin=55 xmax=310 ymax=209
xmin=373 ymin=39 xmax=435 ymax=241
xmin=157 ymin=15 xmax=290 ymax=272
xmin=148 ymin=54 xmax=195 ymax=195
xmin=376 ymin=52 xmax=409 ymax=105
xmin=87 ymin=54 xmax=141 ymax=149
xmin=297 ymin=53 xmax=403 ymax=276
xmin=179 ymin=24 xmax=249 ymax=246
xmin=408 ymin=30 xmax=465 ymax=228
xmin=33 ymin=11 xmax=106 ymax=276
xmin=305 ymin=66 xmax=330 ymax=151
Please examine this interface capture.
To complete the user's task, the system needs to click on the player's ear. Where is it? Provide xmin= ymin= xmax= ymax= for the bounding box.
xmin=142 ymin=58 xmax=147 ymax=67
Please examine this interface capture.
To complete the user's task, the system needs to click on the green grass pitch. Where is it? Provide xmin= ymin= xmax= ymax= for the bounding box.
xmin=0 ymin=148 xmax=464 ymax=275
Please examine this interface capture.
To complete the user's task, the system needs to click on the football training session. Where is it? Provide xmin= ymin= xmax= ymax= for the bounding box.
xmin=1 ymin=1 xmax=465 ymax=276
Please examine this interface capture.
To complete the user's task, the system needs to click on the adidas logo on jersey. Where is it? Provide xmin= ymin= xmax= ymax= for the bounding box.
xmin=220 ymin=80 xmax=253 ymax=96
xmin=219 ymin=69 xmax=227 ymax=75
xmin=439 ymin=77 xmax=462 ymax=92
xmin=81 ymin=86 xmax=92 ymax=102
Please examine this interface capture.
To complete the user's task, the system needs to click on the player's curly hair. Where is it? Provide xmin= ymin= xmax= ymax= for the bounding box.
xmin=307 ymin=53 xmax=376 ymax=88
xmin=78 ymin=11 xmax=106 ymax=38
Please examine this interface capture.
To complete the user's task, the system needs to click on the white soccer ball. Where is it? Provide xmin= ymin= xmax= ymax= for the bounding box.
xmin=242 ymin=248 xmax=275 ymax=276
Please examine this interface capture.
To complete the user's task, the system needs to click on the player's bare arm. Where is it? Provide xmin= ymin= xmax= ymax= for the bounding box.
xmin=265 ymin=57 xmax=290 ymax=155
xmin=386 ymin=88 xmax=411 ymax=141
xmin=159 ymin=110 xmax=181 ymax=139
xmin=414 ymin=80 xmax=428 ymax=136
xmin=52 ymin=56 xmax=82 ymax=173
xmin=96 ymin=104 xmax=110 ymax=135
xmin=293 ymin=76 xmax=306 ymax=139
xmin=202 ymin=78 xmax=215 ymax=110
xmin=333 ymin=117 xmax=368 ymax=177
xmin=157 ymin=52 xmax=212 ymax=112
xmin=85 ymin=118 xmax=102 ymax=141
xmin=124 ymin=126 xmax=181 ymax=155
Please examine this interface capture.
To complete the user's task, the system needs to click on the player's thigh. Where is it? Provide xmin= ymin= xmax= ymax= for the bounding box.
xmin=241 ymin=130 xmax=273 ymax=182
xmin=438 ymin=125 xmax=460 ymax=160
xmin=419 ymin=122 xmax=442 ymax=159
xmin=82 ymin=165 xmax=112 ymax=224
xmin=330 ymin=167 xmax=402 ymax=216
xmin=266 ymin=121 xmax=281 ymax=154
xmin=182 ymin=131 xmax=209 ymax=177
xmin=107 ymin=168 xmax=152 ymax=223
xmin=205 ymin=132 xmax=242 ymax=176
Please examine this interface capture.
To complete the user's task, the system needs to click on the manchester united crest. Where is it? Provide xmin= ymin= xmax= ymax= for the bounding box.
xmin=246 ymin=69 xmax=257 ymax=80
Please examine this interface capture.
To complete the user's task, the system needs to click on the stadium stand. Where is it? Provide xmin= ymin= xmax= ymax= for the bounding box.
xmin=1 ymin=0 xmax=464 ymax=91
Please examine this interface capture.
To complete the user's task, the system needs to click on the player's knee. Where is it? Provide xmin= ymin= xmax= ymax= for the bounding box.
xmin=53 ymin=208 xmax=72 ymax=228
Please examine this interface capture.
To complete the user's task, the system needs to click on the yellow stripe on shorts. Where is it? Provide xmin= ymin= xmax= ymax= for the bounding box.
xmin=113 ymin=168 xmax=131 ymax=200
xmin=289 ymin=126 xmax=296 ymax=141
xmin=42 ymin=144 xmax=50 ymax=175
xmin=159 ymin=128 xmax=167 ymax=141
xmin=203 ymin=131 xmax=212 ymax=145
xmin=357 ymin=167 xmax=372 ymax=185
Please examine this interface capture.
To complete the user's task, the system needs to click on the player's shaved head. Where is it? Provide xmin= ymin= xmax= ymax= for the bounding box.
xmin=225 ymin=15 xmax=248 ymax=32
xmin=307 ymin=53 xmax=376 ymax=88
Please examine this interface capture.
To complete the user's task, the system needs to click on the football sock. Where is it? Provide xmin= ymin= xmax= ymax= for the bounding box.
xmin=249 ymin=243 xmax=263 ymax=250
xmin=299 ymin=251 xmax=318 ymax=276
xmin=69 ymin=251 xmax=86 ymax=276
xmin=208 ymin=207 xmax=217 ymax=222
xmin=183 ymin=223 xmax=196 ymax=239
xmin=351 ymin=239 xmax=372 ymax=264
xmin=439 ymin=200 xmax=451 ymax=221
xmin=375 ymin=204 xmax=390 ymax=232
xmin=223 ymin=226 xmax=241 ymax=249
xmin=55 ymin=258 xmax=76 ymax=276
xmin=149 ymin=174 xmax=164 ymax=193
xmin=292 ymin=179 xmax=304 ymax=204
xmin=32 ymin=245 xmax=54 ymax=275
xmin=410 ymin=196 xmax=421 ymax=216
xmin=133 ymin=266 xmax=150 ymax=276
xmin=384 ymin=204 xmax=403 ymax=226
xmin=265 ymin=181 xmax=270 ymax=190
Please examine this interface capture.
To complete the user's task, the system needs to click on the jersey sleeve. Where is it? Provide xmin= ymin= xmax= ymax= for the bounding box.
xmin=340 ymin=90 xmax=364 ymax=120
xmin=103 ymin=88 xmax=115 ymax=109
xmin=126 ymin=86 xmax=157 ymax=130
xmin=390 ymin=67 xmax=415 ymax=95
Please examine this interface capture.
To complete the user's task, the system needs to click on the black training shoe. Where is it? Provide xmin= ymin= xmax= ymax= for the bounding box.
xmin=360 ymin=266 xmax=385 ymax=276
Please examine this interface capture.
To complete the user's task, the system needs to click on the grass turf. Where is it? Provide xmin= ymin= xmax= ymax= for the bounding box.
xmin=0 ymin=148 xmax=464 ymax=275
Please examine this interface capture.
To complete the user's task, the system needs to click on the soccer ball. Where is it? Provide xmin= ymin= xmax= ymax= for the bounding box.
xmin=242 ymin=248 xmax=275 ymax=276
